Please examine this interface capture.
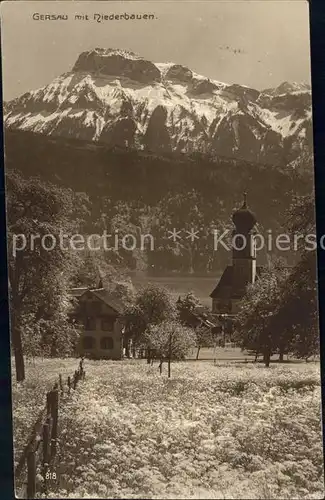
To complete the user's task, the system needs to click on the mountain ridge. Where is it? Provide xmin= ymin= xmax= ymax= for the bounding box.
xmin=4 ymin=48 xmax=313 ymax=168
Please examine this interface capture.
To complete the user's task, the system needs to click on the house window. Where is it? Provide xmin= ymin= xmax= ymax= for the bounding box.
xmin=83 ymin=336 xmax=95 ymax=350
xmin=101 ymin=316 xmax=115 ymax=331
xmin=100 ymin=336 xmax=114 ymax=350
xmin=85 ymin=316 xmax=96 ymax=331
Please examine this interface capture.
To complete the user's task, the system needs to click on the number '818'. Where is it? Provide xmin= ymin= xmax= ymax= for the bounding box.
xmin=45 ymin=471 xmax=57 ymax=480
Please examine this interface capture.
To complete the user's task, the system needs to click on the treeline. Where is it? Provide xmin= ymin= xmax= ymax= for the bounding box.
xmin=5 ymin=129 xmax=313 ymax=274
xmin=6 ymin=167 xmax=319 ymax=380
xmin=5 ymin=167 xmax=204 ymax=381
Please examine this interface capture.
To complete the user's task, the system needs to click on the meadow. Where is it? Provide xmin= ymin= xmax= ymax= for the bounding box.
xmin=20 ymin=359 xmax=323 ymax=499
xmin=11 ymin=357 xmax=80 ymax=470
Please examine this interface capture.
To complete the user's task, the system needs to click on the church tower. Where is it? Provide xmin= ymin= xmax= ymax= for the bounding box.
xmin=210 ymin=193 xmax=259 ymax=317
xmin=231 ymin=192 xmax=257 ymax=297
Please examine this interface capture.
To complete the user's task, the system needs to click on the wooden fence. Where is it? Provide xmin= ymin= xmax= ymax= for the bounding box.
xmin=15 ymin=359 xmax=86 ymax=499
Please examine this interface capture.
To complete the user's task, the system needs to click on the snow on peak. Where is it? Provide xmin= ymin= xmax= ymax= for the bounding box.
xmin=155 ymin=62 xmax=175 ymax=77
xmin=262 ymin=81 xmax=311 ymax=97
xmin=89 ymin=47 xmax=142 ymax=60
xmin=4 ymin=48 xmax=313 ymax=166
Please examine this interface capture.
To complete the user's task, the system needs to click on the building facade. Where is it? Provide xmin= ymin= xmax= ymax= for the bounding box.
xmin=70 ymin=287 xmax=124 ymax=360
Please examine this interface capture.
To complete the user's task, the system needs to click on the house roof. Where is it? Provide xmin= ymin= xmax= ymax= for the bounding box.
xmin=210 ymin=265 xmax=264 ymax=299
xmin=69 ymin=287 xmax=88 ymax=297
xmin=89 ymin=288 xmax=124 ymax=314
xmin=69 ymin=287 xmax=124 ymax=314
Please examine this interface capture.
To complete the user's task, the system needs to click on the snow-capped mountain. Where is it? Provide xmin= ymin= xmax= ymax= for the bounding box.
xmin=4 ymin=48 xmax=313 ymax=167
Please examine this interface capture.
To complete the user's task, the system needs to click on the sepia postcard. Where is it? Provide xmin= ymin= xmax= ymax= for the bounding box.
xmin=1 ymin=1 xmax=324 ymax=498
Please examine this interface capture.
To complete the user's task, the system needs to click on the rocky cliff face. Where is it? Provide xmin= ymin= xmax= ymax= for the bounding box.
xmin=4 ymin=48 xmax=312 ymax=168
xmin=72 ymin=48 xmax=162 ymax=84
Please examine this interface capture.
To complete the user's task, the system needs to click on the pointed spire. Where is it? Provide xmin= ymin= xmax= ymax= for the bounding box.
xmin=232 ymin=191 xmax=256 ymax=232
xmin=242 ymin=191 xmax=247 ymax=209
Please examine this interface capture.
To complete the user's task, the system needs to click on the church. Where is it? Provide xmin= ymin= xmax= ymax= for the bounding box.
xmin=210 ymin=193 xmax=263 ymax=323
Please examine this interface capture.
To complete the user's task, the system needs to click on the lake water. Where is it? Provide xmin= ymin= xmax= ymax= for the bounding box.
xmin=131 ymin=274 xmax=219 ymax=308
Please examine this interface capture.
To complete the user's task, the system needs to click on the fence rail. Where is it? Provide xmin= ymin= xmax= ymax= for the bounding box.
xmin=15 ymin=358 xmax=86 ymax=499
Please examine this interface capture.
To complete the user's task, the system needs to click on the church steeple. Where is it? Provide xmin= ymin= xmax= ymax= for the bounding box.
xmin=242 ymin=191 xmax=247 ymax=208
xmin=232 ymin=191 xmax=257 ymax=235
xmin=210 ymin=193 xmax=259 ymax=317
xmin=232 ymin=192 xmax=257 ymax=294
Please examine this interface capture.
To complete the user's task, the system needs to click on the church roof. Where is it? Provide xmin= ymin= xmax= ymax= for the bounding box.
xmin=210 ymin=266 xmax=233 ymax=299
xmin=210 ymin=265 xmax=264 ymax=299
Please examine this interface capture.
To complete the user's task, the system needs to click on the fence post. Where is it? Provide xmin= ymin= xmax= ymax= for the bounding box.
xmin=59 ymin=374 xmax=64 ymax=393
xmin=46 ymin=391 xmax=51 ymax=416
xmin=42 ymin=418 xmax=51 ymax=467
xmin=67 ymin=376 xmax=71 ymax=394
xmin=73 ymin=371 xmax=78 ymax=390
xmin=50 ymin=388 xmax=59 ymax=458
xmin=27 ymin=450 xmax=36 ymax=499
xmin=42 ymin=416 xmax=52 ymax=494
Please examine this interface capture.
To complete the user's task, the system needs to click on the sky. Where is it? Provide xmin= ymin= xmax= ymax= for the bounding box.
xmin=0 ymin=0 xmax=311 ymax=101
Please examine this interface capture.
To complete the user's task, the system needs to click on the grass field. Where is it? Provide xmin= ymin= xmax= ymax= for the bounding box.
xmin=11 ymin=357 xmax=81 ymax=469
xmin=36 ymin=359 xmax=324 ymax=499
xmin=184 ymin=346 xmax=318 ymax=362
xmin=9 ymin=348 xmax=290 ymax=465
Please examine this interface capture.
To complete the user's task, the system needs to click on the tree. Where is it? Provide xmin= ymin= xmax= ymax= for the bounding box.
xmin=274 ymin=251 xmax=319 ymax=361
xmin=93 ymin=199 xmax=146 ymax=271
xmin=123 ymin=304 xmax=148 ymax=357
xmin=144 ymin=320 xmax=196 ymax=377
xmin=278 ymin=194 xmax=319 ymax=360
xmin=195 ymin=325 xmax=215 ymax=360
xmin=176 ymin=292 xmax=215 ymax=359
xmin=6 ymin=169 xmax=89 ymax=381
xmin=71 ymin=251 xmax=111 ymax=289
xmin=177 ymin=292 xmax=200 ymax=327
xmin=135 ymin=284 xmax=176 ymax=324
xmin=33 ymin=311 xmax=80 ymax=358
xmin=235 ymin=259 xmax=288 ymax=366
xmin=146 ymin=190 xmax=227 ymax=274
xmin=123 ymin=284 xmax=177 ymax=361
xmin=235 ymin=194 xmax=319 ymax=365
xmin=72 ymin=249 xmax=135 ymax=302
